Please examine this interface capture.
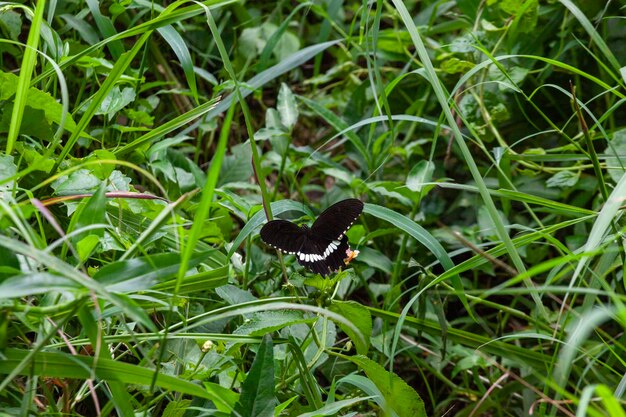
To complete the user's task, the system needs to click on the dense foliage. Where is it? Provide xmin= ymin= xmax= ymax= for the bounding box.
xmin=0 ymin=0 xmax=625 ymax=415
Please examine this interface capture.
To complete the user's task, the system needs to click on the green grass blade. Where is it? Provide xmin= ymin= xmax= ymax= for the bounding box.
xmin=6 ymin=0 xmax=46 ymax=154
xmin=54 ymin=31 xmax=152 ymax=170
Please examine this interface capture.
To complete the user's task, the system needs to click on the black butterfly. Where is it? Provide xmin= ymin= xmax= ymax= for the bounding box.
xmin=260 ymin=199 xmax=364 ymax=276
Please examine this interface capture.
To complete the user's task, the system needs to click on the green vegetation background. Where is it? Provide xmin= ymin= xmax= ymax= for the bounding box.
xmin=0 ymin=0 xmax=625 ymax=416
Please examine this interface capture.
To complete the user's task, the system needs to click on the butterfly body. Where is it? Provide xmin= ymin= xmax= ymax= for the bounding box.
xmin=260 ymin=199 xmax=363 ymax=276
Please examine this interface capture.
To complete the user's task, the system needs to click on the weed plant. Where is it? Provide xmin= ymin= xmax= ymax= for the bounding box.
xmin=0 ymin=0 xmax=625 ymax=416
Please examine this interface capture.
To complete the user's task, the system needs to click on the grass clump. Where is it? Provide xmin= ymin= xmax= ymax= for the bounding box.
xmin=0 ymin=0 xmax=625 ymax=416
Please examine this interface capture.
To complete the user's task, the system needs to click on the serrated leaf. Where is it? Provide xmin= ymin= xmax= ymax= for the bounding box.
xmin=86 ymin=150 xmax=116 ymax=179
xmin=95 ymin=86 xmax=136 ymax=120
xmin=347 ymin=355 xmax=426 ymax=417
xmin=329 ymin=301 xmax=372 ymax=355
xmin=15 ymin=143 xmax=55 ymax=173
xmin=51 ymin=169 xmax=101 ymax=196
xmin=0 ymin=71 xmax=77 ymax=131
xmin=162 ymin=399 xmax=191 ymax=417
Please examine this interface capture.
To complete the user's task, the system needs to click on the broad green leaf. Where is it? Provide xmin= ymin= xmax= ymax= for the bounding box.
xmin=0 ymin=10 xmax=21 ymax=40
xmin=277 ymin=83 xmax=298 ymax=130
xmin=440 ymin=57 xmax=475 ymax=74
xmin=204 ymin=381 xmax=239 ymax=412
xmin=356 ymin=247 xmax=392 ymax=273
xmin=234 ymin=311 xmax=312 ymax=336
xmin=329 ymin=301 xmax=372 ymax=355
xmin=238 ymin=22 xmax=300 ymax=61
xmin=406 ymin=160 xmax=435 ymax=193
xmin=604 ymin=128 xmax=626 ymax=183
xmin=51 ymin=169 xmax=100 ymax=196
xmin=546 ymin=170 xmax=579 ymax=188
xmin=219 ymin=142 xmax=253 ymax=186
xmin=93 ymin=86 xmax=136 ymax=120
xmin=14 ymin=143 xmax=55 ymax=173
xmin=163 ymin=399 xmax=191 ymax=417
xmin=477 ymin=206 xmax=509 ymax=240
xmin=77 ymin=234 xmax=100 ymax=262
xmin=0 ymin=71 xmax=77 ymax=132
xmin=347 ymin=355 xmax=426 ymax=417
xmin=0 ymin=154 xmax=17 ymax=193
xmin=70 ymin=183 xmax=107 ymax=247
xmin=233 ymin=334 xmax=277 ymax=417
xmin=85 ymin=149 xmax=116 ymax=179
xmin=0 ymin=104 xmax=53 ymax=140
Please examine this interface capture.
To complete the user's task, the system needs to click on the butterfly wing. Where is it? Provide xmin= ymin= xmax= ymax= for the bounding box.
xmin=311 ymin=199 xmax=364 ymax=240
xmin=260 ymin=220 xmax=306 ymax=255
xmin=295 ymin=235 xmax=349 ymax=276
